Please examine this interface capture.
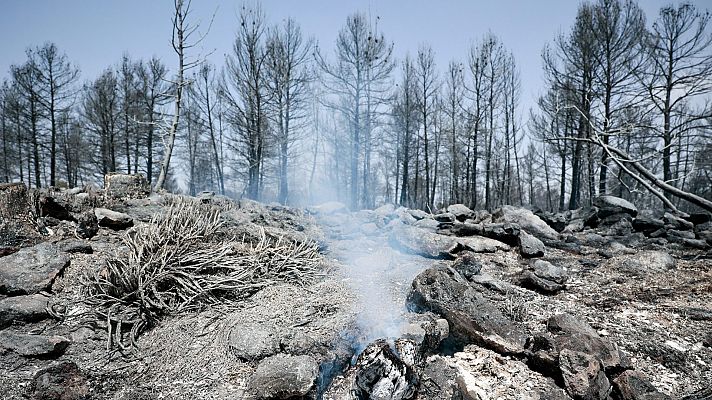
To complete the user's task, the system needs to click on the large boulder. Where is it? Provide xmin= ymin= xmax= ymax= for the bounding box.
xmin=408 ymin=266 xmax=526 ymax=354
xmin=94 ymin=208 xmax=134 ymax=230
xmin=0 ymin=242 xmax=70 ymax=295
xmin=632 ymin=216 xmax=664 ymax=235
xmin=104 ymin=173 xmax=150 ymax=199
xmin=0 ymin=331 xmax=70 ymax=357
xmin=0 ymin=293 xmax=50 ymax=328
xmin=492 ymin=206 xmax=558 ymax=241
xmin=249 ymin=354 xmax=318 ymax=399
xmin=593 ymin=196 xmax=637 ymax=218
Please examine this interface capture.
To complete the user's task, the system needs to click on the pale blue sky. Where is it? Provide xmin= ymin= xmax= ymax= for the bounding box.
xmin=0 ymin=0 xmax=706 ymax=113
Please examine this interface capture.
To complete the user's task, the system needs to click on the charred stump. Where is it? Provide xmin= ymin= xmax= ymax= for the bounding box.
xmin=352 ymin=339 xmax=418 ymax=400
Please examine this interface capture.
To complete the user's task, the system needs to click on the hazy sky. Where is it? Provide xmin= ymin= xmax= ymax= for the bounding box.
xmin=0 ymin=0 xmax=706 ymax=113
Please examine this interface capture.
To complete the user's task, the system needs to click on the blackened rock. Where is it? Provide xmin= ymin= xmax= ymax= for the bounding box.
xmin=610 ymin=251 xmax=676 ymax=276
xmin=519 ymin=230 xmax=545 ymax=258
xmin=0 ymin=242 xmax=70 ymax=295
xmin=451 ymin=252 xmax=482 ymax=280
xmin=408 ymin=266 xmax=526 ymax=354
xmin=0 ymin=331 xmax=70 ymax=357
xmin=249 ymin=354 xmax=318 ymax=399
xmin=0 ymin=293 xmax=50 ymax=328
xmin=29 ymin=361 xmax=90 ymax=400
xmin=593 ymin=196 xmax=637 ymax=218
xmin=60 ymin=240 xmax=93 ymax=254
xmin=632 ymin=216 xmax=664 ymax=235
xmin=611 ymin=370 xmax=671 ymax=400
xmin=536 ymin=210 xmax=569 ymax=232
xmin=685 ymin=212 xmax=712 ymax=226
xmin=559 ymin=349 xmax=610 ymax=400
xmin=74 ymin=211 xmax=98 ymax=239
xmin=0 ymin=182 xmax=29 ymax=220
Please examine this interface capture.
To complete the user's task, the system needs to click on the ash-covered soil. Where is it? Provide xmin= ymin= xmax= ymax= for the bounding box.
xmin=0 ymin=183 xmax=710 ymax=399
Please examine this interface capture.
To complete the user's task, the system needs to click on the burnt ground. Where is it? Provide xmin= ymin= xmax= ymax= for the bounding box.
xmin=0 ymin=192 xmax=710 ymax=399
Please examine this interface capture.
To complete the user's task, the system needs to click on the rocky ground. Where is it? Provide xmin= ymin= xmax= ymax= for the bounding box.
xmin=0 ymin=177 xmax=711 ymax=399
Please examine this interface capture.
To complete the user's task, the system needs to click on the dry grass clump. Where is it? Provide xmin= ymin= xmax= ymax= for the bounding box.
xmin=83 ymin=202 xmax=322 ymax=349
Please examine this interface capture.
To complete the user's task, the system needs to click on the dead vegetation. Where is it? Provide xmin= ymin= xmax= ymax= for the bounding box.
xmin=82 ymin=202 xmax=323 ymax=349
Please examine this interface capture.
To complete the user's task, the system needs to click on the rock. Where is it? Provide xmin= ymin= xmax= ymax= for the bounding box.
xmin=413 ymin=218 xmax=440 ymax=232
xmin=104 ymin=173 xmax=150 ymax=199
xmin=352 ymin=339 xmax=418 ymax=400
xmin=60 ymin=240 xmax=93 ymax=254
xmin=249 ymin=354 xmax=318 ymax=399
xmin=401 ymin=314 xmax=450 ymax=355
xmin=0 ymin=294 xmax=50 ymax=328
xmin=446 ymin=222 xmax=521 ymax=247
xmin=434 ymin=212 xmax=457 ymax=223
xmin=447 ymin=204 xmax=474 ymax=222
xmin=611 ymin=370 xmax=671 ymax=400
xmin=416 ymin=355 xmax=461 ymax=400
xmin=695 ymin=230 xmax=712 ymax=246
xmin=547 ymin=313 xmax=598 ymax=337
xmin=536 ymin=210 xmax=569 ymax=232
xmin=29 ymin=361 xmax=90 ymax=400
xmin=408 ymin=209 xmax=430 ymax=220
xmin=308 ymin=201 xmax=348 ymax=216
xmin=456 ymin=235 xmax=509 ymax=253
xmin=686 ymin=212 xmax=712 ymax=225
xmin=593 ymin=196 xmax=637 ymax=219
xmin=0 ymin=242 xmax=70 ymax=295
xmin=492 ymin=205 xmax=558 ymax=241
xmin=455 ymin=365 xmax=489 ymax=400
xmin=390 ymin=223 xmax=459 ymax=259
xmin=632 ymin=216 xmax=664 ymax=235
xmin=0 ymin=182 xmax=29 ymax=220
xmin=0 ymin=331 xmax=70 ymax=357
xmin=74 ymin=210 xmax=99 ymax=239
xmin=528 ymin=313 xmax=629 ymax=380
xmin=519 ymin=270 xmax=566 ymax=294
xmin=559 ymin=349 xmax=610 ymax=400
xmin=610 ymin=251 xmax=675 ymax=276
xmin=408 ymin=266 xmax=526 ymax=354
xmin=451 ymin=252 xmax=483 ymax=280
xmin=228 ymin=323 xmax=280 ymax=361
xmin=94 ymin=208 xmax=134 ymax=230
xmin=532 ymin=260 xmax=568 ymax=284
xmin=519 ymin=230 xmax=545 ymax=258
xmin=663 ymin=212 xmax=694 ymax=231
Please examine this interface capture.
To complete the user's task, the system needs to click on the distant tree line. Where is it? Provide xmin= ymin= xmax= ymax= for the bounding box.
xmin=0 ymin=0 xmax=710 ymax=212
